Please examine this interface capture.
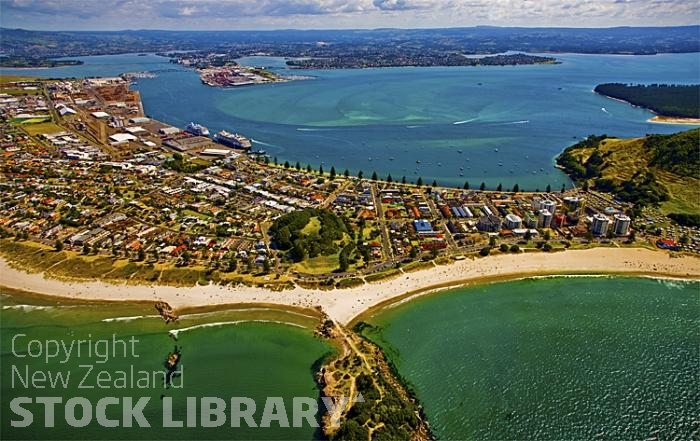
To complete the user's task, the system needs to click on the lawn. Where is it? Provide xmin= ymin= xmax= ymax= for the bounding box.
xmin=21 ymin=122 xmax=65 ymax=136
xmin=300 ymin=216 xmax=321 ymax=236
xmin=292 ymin=253 xmax=340 ymax=274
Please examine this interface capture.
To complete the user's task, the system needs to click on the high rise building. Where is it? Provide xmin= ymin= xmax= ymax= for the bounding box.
xmin=613 ymin=214 xmax=631 ymax=236
xmin=592 ymin=213 xmax=611 ymax=236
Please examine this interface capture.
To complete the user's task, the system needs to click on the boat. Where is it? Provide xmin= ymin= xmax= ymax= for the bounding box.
xmin=213 ymin=130 xmax=252 ymax=150
xmin=186 ymin=122 xmax=210 ymax=137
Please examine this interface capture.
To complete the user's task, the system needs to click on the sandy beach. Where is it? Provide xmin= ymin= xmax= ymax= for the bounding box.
xmin=648 ymin=116 xmax=700 ymax=125
xmin=1 ymin=247 xmax=699 ymax=325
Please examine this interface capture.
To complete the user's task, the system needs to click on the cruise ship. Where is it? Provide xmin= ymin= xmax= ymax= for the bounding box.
xmin=185 ymin=122 xmax=210 ymax=137
xmin=213 ymin=130 xmax=252 ymax=150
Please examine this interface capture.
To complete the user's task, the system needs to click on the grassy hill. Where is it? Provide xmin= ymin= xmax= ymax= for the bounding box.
xmin=556 ymin=129 xmax=700 ymax=216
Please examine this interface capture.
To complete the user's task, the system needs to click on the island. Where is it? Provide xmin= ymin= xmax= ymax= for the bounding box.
xmin=594 ymin=83 xmax=700 ymax=123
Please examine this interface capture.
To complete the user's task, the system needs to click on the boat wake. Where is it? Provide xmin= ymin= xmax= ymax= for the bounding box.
xmin=297 ymin=127 xmax=330 ymax=132
xmin=453 ymin=118 xmax=478 ymax=125
xmin=169 ymin=320 xmax=304 ymax=338
xmin=494 ymin=120 xmax=530 ymax=125
xmin=251 ymin=139 xmax=276 ymax=147
xmin=601 ymin=107 xmax=610 ymax=115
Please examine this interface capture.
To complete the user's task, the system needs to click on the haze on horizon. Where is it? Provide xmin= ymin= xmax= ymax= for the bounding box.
xmin=0 ymin=0 xmax=698 ymax=31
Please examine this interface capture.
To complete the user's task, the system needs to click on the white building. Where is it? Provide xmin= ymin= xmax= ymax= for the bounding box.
xmin=504 ymin=213 xmax=522 ymax=230
xmin=613 ymin=214 xmax=631 ymax=236
xmin=592 ymin=213 xmax=611 ymax=236
xmin=541 ymin=199 xmax=557 ymax=216
xmin=538 ymin=209 xmax=552 ymax=229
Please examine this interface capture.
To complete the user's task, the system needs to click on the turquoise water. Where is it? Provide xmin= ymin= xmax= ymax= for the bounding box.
xmin=3 ymin=52 xmax=698 ymax=189
xmin=362 ymin=277 xmax=700 ymax=440
xmin=1 ymin=294 xmax=331 ymax=440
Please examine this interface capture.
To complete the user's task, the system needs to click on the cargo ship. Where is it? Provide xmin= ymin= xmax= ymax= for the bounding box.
xmin=213 ymin=130 xmax=252 ymax=150
xmin=185 ymin=122 xmax=210 ymax=137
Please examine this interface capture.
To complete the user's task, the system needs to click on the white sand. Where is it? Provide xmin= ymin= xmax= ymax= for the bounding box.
xmin=1 ymin=248 xmax=699 ymax=325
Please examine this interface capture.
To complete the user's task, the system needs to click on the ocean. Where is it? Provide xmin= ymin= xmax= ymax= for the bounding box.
xmin=361 ymin=276 xmax=700 ymax=440
xmin=2 ymin=52 xmax=698 ymax=189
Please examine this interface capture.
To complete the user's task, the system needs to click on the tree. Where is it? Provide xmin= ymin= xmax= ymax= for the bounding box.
xmin=546 ymin=184 xmax=552 ymax=193
xmin=386 ymin=174 xmax=393 ymax=183
xmin=479 ymin=246 xmax=491 ymax=256
xmin=262 ymin=258 xmax=271 ymax=274
xmin=137 ymin=248 xmax=146 ymax=261
xmin=83 ymin=243 xmax=90 ymax=255
xmin=544 ymin=230 xmax=552 ymax=241
xmin=344 ymin=169 xmax=350 ymax=178
xmin=416 ymin=177 xmax=423 ymax=187
xmin=401 ymin=176 xmax=407 ymax=185
xmin=489 ymin=236 xmax=497 ymax=247
xmin=524 ymin=230 xmax=533 ymax=241
xmin=295 ymin=161 xmax=301 ymax=171
xmin=512 ymin=183 xmax=519 ymax=193
xmin=330 ymin=166 xmax=336 ymax=180
xmin=432 ymin=180 xmax=437 ymax=187
xmin=500 ymin=243 xmax=509 ymax=252
xmin=561 ymin=183 xmax=566 ymax=193
xmin=582 ymin=180 xmax=589 ymax=191
xmin=543 ymin=243 xmax=553 ymax=252
xmin=319 ymin=164 xmax=324 ymax=175
xmin=463 ymin=181 xmax=469 ymax=190
xmin=679 ymin=234 xmax=689 ymax=245
xmin=510 ymin=244 xmax=520 ymax=253
xmin=371 ymin=171 xmax=378 ymax=181
xmin=430 ymin=247 xmax=439 ymax=259
xmin=339 ymin=252 xmax=349 ymax=272
xmin=227 ymin=258 xmax=238 ymax=272
xmin=54 ymin=240 xmax=63 ymax=251
xmin=273 ymin=156 xmax=278 ymax=165
xmin=480 ymin=182 xmax=486 ymax=191
xmin=357 ymin=170 xmax=364 ymax=179
xmin=284 ymin=160 xmax=290 ymax=169
xmin=497 ymin=183 xmax=503 ymax=192
xmin=306 ymin=164 xmax=312 ymax=173
xmin=264 ymin=156 xmax=270 ymax=165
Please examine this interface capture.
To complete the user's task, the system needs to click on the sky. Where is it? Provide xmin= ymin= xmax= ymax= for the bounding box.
xmin=0 ymin=0 xmax=698 ymax=31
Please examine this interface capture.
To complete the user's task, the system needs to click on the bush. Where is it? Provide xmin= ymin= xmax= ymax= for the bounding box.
xmin=509 ymin=244 xmax=520 ymax=253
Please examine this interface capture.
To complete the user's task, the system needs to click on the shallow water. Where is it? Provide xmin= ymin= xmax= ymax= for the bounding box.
xmin=363 ymin=277 xmax=700 ymax=440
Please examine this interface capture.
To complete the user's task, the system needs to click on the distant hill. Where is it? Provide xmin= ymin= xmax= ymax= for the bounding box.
xmin=556 ymin=129 xmax=700 ymax=216
xmin=1 ymin=26 xmax=698 ymax=65
xmin=595 ymin=84 xmax=700 ymax=118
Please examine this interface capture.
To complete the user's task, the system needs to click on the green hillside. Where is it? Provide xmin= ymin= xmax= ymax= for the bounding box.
xmin=557 ymin=129 xmax=700 ymax=216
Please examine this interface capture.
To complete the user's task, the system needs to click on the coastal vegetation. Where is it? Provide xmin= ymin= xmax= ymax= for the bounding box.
xmin=315 ymin=318 xmax=432 ymax=440
xmin=594 ymin=83 xmax=700 ymax=118
xmin=556 ymin=129 xmax=700 ymax=215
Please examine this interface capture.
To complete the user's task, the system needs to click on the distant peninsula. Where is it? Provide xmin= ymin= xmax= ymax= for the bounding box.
xmin=594 ymin=83 xmax=700 ymax=120
xmin=285 ymin=52 xmax=557 ymax=69
xmin=0 ymin=58 xmax=83 ymax=68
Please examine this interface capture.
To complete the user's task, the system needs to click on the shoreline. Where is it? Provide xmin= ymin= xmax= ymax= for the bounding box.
xmin=647 ymin=115 xmax=700 ymax=125
xmin=2 ymin=247 xmax=699 ymax=324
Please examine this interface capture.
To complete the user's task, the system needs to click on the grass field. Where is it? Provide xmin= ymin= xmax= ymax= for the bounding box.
xmin=0 ymin=75 xmax=38 ymax=84
xmin=292 ymin=253 xmax=340 ymax=274
xmin=21 ymin=122 xmax=65 ymax=135
xmin=300 ymin=216 xmax=321 ymax=236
